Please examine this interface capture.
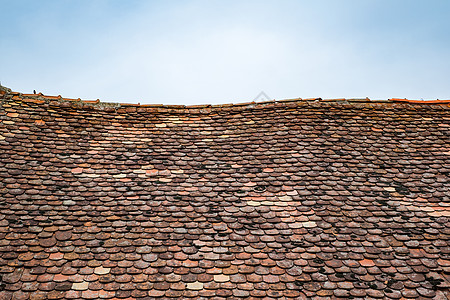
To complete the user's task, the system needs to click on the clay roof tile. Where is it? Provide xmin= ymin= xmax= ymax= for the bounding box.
xmin=0 ymin=84 xmax=449 ymax=299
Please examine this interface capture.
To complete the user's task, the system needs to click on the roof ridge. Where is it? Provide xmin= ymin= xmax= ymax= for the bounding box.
xmin=1 ymin=85 xmax=449 ymax=109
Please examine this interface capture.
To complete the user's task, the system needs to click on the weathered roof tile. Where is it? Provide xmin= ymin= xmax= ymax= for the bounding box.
xmin=0 ymin=85 xmax=449 ymax=299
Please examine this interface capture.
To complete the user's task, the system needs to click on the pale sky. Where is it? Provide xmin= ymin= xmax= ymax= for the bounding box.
xmin=1 ymin=0 xmax=450 ymax=104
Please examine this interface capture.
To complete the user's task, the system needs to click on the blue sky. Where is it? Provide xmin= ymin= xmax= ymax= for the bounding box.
xmin=1 ymin=0 xmax=450 ymax=104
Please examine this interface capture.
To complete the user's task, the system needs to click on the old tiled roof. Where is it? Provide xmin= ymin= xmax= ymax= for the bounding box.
xmin=0 ymin=85 xmax=449 ymax=300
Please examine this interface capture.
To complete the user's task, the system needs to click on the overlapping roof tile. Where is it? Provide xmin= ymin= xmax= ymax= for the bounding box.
xmin=0 ymin=85 xmax=449 ymax=299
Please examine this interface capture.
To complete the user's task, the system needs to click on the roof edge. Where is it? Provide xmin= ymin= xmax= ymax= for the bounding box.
xmin=1 ymin=85 xmax=449 ymax=111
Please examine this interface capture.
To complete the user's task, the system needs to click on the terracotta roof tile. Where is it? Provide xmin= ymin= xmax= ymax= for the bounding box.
xmin=0 ymin=84 xmax=449 ymax=299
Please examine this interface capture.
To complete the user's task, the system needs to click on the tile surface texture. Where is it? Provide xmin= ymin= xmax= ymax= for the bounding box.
xmin=0 ymin=86 xmax=449 ymax=299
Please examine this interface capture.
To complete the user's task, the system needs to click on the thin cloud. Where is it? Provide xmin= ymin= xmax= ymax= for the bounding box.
xmin=1 ymin=0 xmax=449 ymax=103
